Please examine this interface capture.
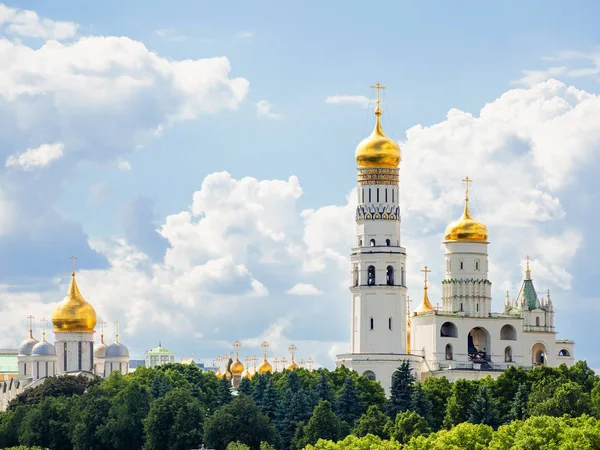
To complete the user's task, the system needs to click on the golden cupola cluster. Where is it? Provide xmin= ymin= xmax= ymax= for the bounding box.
xmin=52 ymin=271 xmax=97 ymax=333
xmin=444 ymin=176 xmax=488 ymax=242
xmin=355 ymin=83 xmax=401 ymax=169
xmin=214 ymin=341 xmax=314 ymax=381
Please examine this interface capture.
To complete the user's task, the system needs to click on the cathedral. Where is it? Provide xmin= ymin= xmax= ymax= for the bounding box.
xmin=0 ymin=269 xmax=130 ymax=410
xmin=335 ymin=83 xmax=575 ymax=395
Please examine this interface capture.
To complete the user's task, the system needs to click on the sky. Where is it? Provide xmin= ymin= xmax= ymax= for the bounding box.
xmin=1 ymin=1 xmax=600 ymax=370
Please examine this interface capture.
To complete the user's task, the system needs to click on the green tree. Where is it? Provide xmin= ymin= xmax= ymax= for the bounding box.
xmin=260 ymin=379 xmax=278 ymax=420
xmin=143 ymin=388 xmax=205 ymax=450
xmin=302 ymin=401 xmax=341 ymax=447
xmin=353 ymin=405 xmax=390 ymax=439
xmin=276 ymin=386 xmax=312 ymax=448
xmin=252 ymin=375 xmax=268 ymax=407
xmin=97 ymin=380 xmax=151 ymax=450
xmin=529 ymin=380 xmax=591 ymax=417
xmin=8 ymin=375 xmax=99 ymax=410
xmin=387 ymin=361 xmax=415 ymax=418
xmin=226 ymin=442 xmax=250 ymax=450
xmin=509 ymin=383 xmax=529 ymax=421
xmin=491 ymin=366 xmax=528 ymax=421
xmin=421 ymin=376 xmax=452 ymax=430
xmin=410 ymin=382 xmax=432 ymax=426
xmin=259 ymin=441 xmax=277 ymax=450
xmin=385 ymin=410 xmax=430 ymax=445
xmin=217 ymin=376 xmax=233 ymax=406
xmin=468 ymin=385 xmax=500 ymax=428
xmin=238 ymin=377 xmax=253 ymax=396
xmin=335 ymin=377 xmax=363 ymax=425
xmin=313 ymin=370 xmax=334 ymax=405
xmin=443 ymin=379 xmax=478 ymax=429
xmin=204 ymin=394 xmax=278 ymax=450
xmin=18 ymin=397 xmax=71 ymax=450
xmin=70 ymin=386 xmax=112 ymax=450
xmin=406 ymin=422 xmax=493 ymax=449
xmin=150 ymin=371 xmax=174 ymax=398
xmin=0 ymin=407 xmax=27 ymax=448
xmin=307 ymin=433 xmax=401 ymax=450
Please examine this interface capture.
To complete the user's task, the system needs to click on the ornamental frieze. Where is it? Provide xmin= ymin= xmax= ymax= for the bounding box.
xmin=355 ymin=204 xmax=400 ymax=221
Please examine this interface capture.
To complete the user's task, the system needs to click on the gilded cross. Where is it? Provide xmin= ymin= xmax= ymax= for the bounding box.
xmin=281 ymin=357 xmax=287 ymax=367
xmin=69 ymin=255 xmax=77 ymax=273
xmin=421 ymin=266 xmax=431 ymax=287
xmin=253 ymin=356 xmax=258 ymax=370
xmin=525 ymin=255 xmax=531 ymax=271
xmin=40 ymin=317 xmax=47 ymax=333
xmin=462 ymin=176 xmax=472 ymax=201
xmin=307 ymin=357 xmax=314 ymax=371
xmin=261 ymin=340 xmax=269 ymax=355
xmin=114 ymin=320 xmax=120 ymax=343
xmin=233 ymin=340 xmax=241 ymax=352
xmin=407 ymin=295 xmax=412 ymax=311
xmin=288 ymin=343 xmax=297 ymax=357
xmin=273 ymin=357 xmax=280 ymax=371
xmin=370 ymin=82 xmax=386 ymax=110
xmin=27 ymin=314 xmax=34 ymax=337
xmin=100 ymin=320 xmax=107 ymax=335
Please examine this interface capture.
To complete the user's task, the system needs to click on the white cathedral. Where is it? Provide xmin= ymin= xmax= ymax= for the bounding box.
xmin=336 ymin=84 xmax=575 ymax=395
xmin=0 ymin=270 xmax=130 ymax=410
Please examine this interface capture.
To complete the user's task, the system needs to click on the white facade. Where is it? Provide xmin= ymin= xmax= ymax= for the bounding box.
xmin=55 ymin=332 xmax=95 ymax=374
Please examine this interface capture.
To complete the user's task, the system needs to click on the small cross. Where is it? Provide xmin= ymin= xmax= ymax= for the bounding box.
xmin=273 ymin=357 xmax=280 ymax=371
xmin=370 ymin=82 xmax=386 ymax=110
xmin=40 ymin=317 xmax=47 ymax=331
xmin=27 ymin=314 xmax=34 ymax=334
xmin=299 ymin=359 xmax=305 ymax=367
xmin=307 ymin=357 xmax=314 ymax=371
xmin=261 ymin=341 xmax=269 ymax=353
xmin=281 ymin=357 xmax=287 ymax=367
xmin=288 ymin=343 xmax=297 ymax=356
xmin=100 ymin=320 xmax=107 ymax=335
xmin=525 ymin=255 xmax=531 ymax=271
xmin=114 ymin=320 xmax=120 ymax=343
xmin=407 ymin=295 xmax=412 ymax=310
xmin=69 ymin=255 xmax=78 ymax=273
xmin=233 ymin=340 xmax=241 ymax=351
xmin=421 ymin=266 xmax=432 ymax=286
xmin=462 ymin=176 xmax=472 ymax=201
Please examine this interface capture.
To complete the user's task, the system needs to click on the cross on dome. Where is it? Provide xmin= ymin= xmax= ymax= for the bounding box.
xmin=40 ymin=318 xmax=47 ymax=340
xmin=421 ymin=266 xmax=431 ymax=287
xmin=370 ymin=82 xmax=386 ymax=114
xmin=462 ymin=176 xmax=472 ymax=202
xmin=69 ymin=255 xmax=77 ymax=274
xmin=114 ymin=320 xmax=120 ymax=343
xmin=27 ymin=314 xmax=34 ymax=338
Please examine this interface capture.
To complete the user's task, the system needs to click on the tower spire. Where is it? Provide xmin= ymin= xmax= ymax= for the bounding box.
xmin=525 ymin=255 xmax=532 ymax=280
xmin=415 ymin=266 xmax=434 ymax=314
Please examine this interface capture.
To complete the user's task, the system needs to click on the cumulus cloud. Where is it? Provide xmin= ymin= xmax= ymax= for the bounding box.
xmin=154 ymin=28 xmax=186 ymax=42
xmin=325 ymin=95 xmax=371 ymax=108
xmin=286 ymin=283 xmax=323 ymax=296
xmin=5 ymin=142 xmax=64 ymax=170
xmin=236 ymin=31 xmax=254 ymax=39
xmin=0 ymin=3 xmax=78 ymax=40
xmin=256 ymin=100 xmax=282 ymax=119
xmin=513 ymin=49 xmax=600 ymax=86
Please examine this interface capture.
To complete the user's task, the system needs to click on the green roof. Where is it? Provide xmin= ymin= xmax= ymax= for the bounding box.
xmin=518 ymin=279 xmax=539 ymax=310
xmin=147 ymin=346 xmax=174 ymax=354
xmin=0 ymin=354 xmax=18 ymax=374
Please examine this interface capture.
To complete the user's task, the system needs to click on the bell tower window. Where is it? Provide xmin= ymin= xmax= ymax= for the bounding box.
xmin=368 ymin=266 xmax=376 ymax=285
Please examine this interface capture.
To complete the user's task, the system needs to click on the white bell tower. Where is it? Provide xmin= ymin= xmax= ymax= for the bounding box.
xmin=337 ymin=83 xmax=421 ymax=395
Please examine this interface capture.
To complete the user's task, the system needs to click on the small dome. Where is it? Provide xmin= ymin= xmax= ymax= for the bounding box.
xmin=231 ymin=357 xmax=244 ymax=376
xmin=106 ymin=342 xmax=129 ymax=358
xmin=32 ymin=340 xmax=56 ymax=357
xmin=52 ymin=272 xmax=97 ymax=333
xmin=286 ymin=360 xmax=299 ymax=370
xmin=355 ymin=108 xmax=401 ymax=168
xmin=257 ymin=358 xmax=272 ymax=374
xmin=18 ymin=337 xmax=38 ymax=356
xmin=444 ymin=201 xmax=488 ymax=242
xmin=94 ymin=341 xmax=108 ymax=358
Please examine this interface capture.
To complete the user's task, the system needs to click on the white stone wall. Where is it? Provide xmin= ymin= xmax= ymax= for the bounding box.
xmin=104 ymin=357 xmax=129 ymax=376
xmin=55 ymin=332 xmax=95 ymax=374
xmin=32 ymin=357 xmax=57 ymax=380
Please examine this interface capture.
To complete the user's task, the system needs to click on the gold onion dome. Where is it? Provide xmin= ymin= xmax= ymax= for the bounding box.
xmin=444 ymin=177 xmax=488 ymax=242
xmin=231 ymin=357 xmax=244 ymax=375
xmin=258 ymin=357 xmax=272 ymax=374
xmin=52 ymin=272 xmax=97 ymax=333
xmin=286 ymin=360 xmax=299 ymax=370
xmin=415 ymin=266 xmax=434 ymax=315
xmin=355 ymin=83 xmax=401 ymax=168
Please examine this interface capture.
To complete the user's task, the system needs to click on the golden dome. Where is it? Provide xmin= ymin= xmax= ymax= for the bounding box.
xmin=444 ymin=200 xmax=488 ymax=242
xmin=286 ymin=360 xmax=299 ymax=370
xmin=231 ymin=357 xmax=244 ymax=376
xmin=258 ymin=358 xmax=272 ymax=374
xmin=52 ymin=272 xmax=97 ymax=333
xmin=355 ymin=84 xmax=400 ymax=168
xmin=415 ymin=285 xmax=434 ymax=315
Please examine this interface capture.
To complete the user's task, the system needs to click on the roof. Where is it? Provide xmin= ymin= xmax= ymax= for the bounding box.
xmin=146 ymin=346 xmax=174 ymax=355
xmin=0 ymin=354 xmax=18 ymax=374
xmin=518 ymin=278 xmax=540 ymax=311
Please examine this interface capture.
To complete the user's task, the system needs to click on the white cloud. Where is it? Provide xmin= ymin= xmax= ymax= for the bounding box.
xmin=256 ymin=100 xmax=282 ymax=119
xmin=116 ymin=159 xmax=132 ymax=171
xmin=513 ymin=49 xmax=600 ymax=86
xmin=236 ymin=31 xmax=254 ymax=39
xmin=5 ymin=142 xmax=64 ymax=170
xmin=325 ymin=95 xmax=371 ymax=108
xmin=154 ymin=28 xmax=186 ymax=42
xmin=0 ymin=3 xmax=77 ymax=40
xmin=286 ymin=283 xmax=323 ymax=296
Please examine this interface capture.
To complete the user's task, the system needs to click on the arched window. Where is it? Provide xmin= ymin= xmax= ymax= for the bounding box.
xmin=353 ymin=266 xmax=359 ymax=287
xmin=370 ymin=317 xmax=374 ymax=330
xmin=401 ymin=266 xmax=405 ymax=286
xmin=370 ymin=239 xmax=376 ymax=247
xmin=386 ymin=266 xmax=394 ymax=286
xmin=505 ymin=346 xmax=513 ymax=362
xmin=386 ymin=239 xmax=391 ymax=246
xmin=389 ymin=317 xmax=392 ymax=330
xmin=440 ymin=322 xmax=458 ymax=338
xmin=368 ymin=266 xmax=376 ymax=285
xmin=445 ymin=344 xmax=453 ymax=360
xmin=363 ymin=370 xmax=376 ymax=381
xmin=500 ymin=324 xmax=517 ymax=340
xmin=535 ymin=317 xmax=540 ymax=326
xmin=558 ymin=349 xmax=571 ymax=357
xmin=358 ymin=238 xmax=363 ymax=246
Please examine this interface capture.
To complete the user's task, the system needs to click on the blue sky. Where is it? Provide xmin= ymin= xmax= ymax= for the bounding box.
xmin=1 ymin=1 xmax=599 ymax=369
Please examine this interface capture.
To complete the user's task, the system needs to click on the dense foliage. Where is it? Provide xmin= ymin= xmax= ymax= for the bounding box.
xmin=1 ymin=361 xmax=600 ymax=449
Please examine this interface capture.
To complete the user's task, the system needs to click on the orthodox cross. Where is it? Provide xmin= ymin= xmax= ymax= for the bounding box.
xmin=252 ymin=356 xmax=258 ymax=371
xmin=216 ymin=356 xmax=222 ymax=370
xmin=233 ymin=340 xmax=241 ymax=357
xmin=288 ymin=343 xmax=297 ymax=360
xmin=100 ymin=320 xmax=107 ymax=342
xmin=69 ymin=255 xmax=78 ymax=273
xmin=27 ymin=314 xmax=34 ymax=338
xmin=40 ymin=318 xmax=47 ymax=339
xmin=306 ymin=357 xmax=314 ymax=371
xmin=370 ymin=82 xmax=386 ymax=110
xmin=421 ymin=266 xmax=431 ymax=287
xmin=114 ymin=320 xmax=120 ymax=343
xmin=273 ymin=357 xmax=280 ymax=371
xmin=261 ymin=340 xmax=269 ymax=357
xmin=281 ymin=357 xmax=287 ymax=367
xmin=299 ymin=359 xmax=305 ymax=367
xmin=526 ymin=255 xmax=531 ymax=271
xmin=462 ymin=176 xmax=472 ymax=202
xmin=407 ymin=296 xmax=412 ymax=314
